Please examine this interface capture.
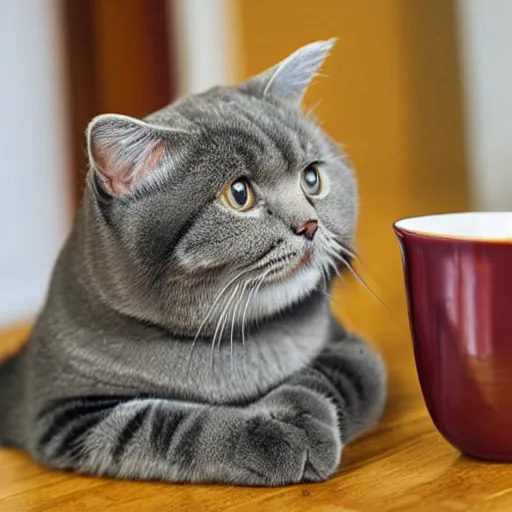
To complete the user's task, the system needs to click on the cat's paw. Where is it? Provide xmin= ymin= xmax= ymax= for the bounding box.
xmin=234 ymin=385 xmax=342 ymax=486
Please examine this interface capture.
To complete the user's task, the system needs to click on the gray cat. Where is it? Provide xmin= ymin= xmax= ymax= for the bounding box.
xmin=0 ymin=39 xmax=386 ymax=486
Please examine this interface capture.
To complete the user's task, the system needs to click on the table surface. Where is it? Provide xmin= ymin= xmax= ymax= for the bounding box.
xmin=1 ymin=322 xmax=511 ymax=512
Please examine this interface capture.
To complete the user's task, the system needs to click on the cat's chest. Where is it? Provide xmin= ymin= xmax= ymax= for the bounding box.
xmin=62 ymin=302 xmax=330 ymax=404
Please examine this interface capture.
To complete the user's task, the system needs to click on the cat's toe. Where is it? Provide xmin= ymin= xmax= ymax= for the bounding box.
xmin=233 ymin=407 xmax=342 ymax=486
xmin=297 ymin=414 xmax=342 ymax=482
xmin=234 ymin=415 xmax=308 ymax=486
xmin=263 ymin=386 xmax=343 ymax=481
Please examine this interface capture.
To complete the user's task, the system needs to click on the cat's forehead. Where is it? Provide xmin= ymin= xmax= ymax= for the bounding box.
xmin=173 ymin=93 xmax=319 ymax=178
xmin=143 ymin=90 xmax=325 ymax=186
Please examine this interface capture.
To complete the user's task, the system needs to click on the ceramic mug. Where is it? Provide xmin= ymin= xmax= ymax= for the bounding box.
xmin=394 ymin=211 xmax=512 ymax=461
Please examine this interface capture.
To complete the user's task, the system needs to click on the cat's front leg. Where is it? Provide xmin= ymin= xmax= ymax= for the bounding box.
xmin=29 ymin=332 xmax=382 ymax=487
xmin=31 ymin=391 xmax=340 ymax=486
xmin=305 ymin=330 xmax=388 ymax=443
xmin=244 ymin=331 xmax=386 ymax=484
xmin=232 ymin=384 xmax=342 ymax=484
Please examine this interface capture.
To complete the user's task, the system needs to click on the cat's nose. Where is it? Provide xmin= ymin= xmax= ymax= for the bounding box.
xmin=294 ymin=220 xmax=318 ymax=240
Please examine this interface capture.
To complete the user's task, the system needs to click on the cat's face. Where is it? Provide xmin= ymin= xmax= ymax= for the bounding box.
xmin=85 ymin=40 xmax=357 ymax=336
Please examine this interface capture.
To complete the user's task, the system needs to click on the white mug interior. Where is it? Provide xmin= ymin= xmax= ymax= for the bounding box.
xmin=394 ymin=212 xmax=512 ymax=240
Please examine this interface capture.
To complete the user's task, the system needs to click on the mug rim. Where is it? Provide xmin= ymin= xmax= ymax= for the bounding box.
xmin=393 ymin=211 xmax=512 ymax=243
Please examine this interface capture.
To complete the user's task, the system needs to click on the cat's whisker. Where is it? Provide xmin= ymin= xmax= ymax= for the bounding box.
xmin=193 ymin=268 xmax=253 ymax=345
xmin=327 ymin=249 xmax=388 ymax=311
xmin=327 ymin=236 xmax=359 ymax=262
xmin=314 ymin=229 xmax=335 ymax=289
xmin=322 ymin=228 xmax=357 ymax=256
xmin=217 ymin=283 xmax=240 ymax=353
xmin=186 ymin=268 xmax=253 ymax=374
xmin=186 ymin=268 xmax=251 ymax=379
xmin=318 ymin=258 xmax=329 ymax=292
xmin=240 ymin=280 xmax=260 ymax=348
xmin=230 ymin=278 xmax=252 ymax=372
xmin=253 ymin=270 xmax=271 ymax=299
xmin=329 ymin=236 xmax=388 ymax=299
xmin=326 ymin=258 xmax=341 ymax=278
xmin=210 ymin=292 xmax=230 ymax=372
xmin=316 ymin=287 xmax=333 ymax=300
xmin=249 ymin=271 xmax=272 ymax=333
xmin=316 ymin=285 xmax=346 ymax=312
xmin=210 ymin=293 xmax=231 ymax=372
xmin=335 ymin=244 xmax=359 ymax=262
xmin=239 ymin=278 xmax=255 ymax=348
xmin=211 ymin=283 xmax=240 ymax=369
xmin=303 ymin=99 xmax=322 ymax=119
xmin=241 ymin=269 xmax=272 ymax=347
xmin=323 ymin=257 xmax=333 ymax=282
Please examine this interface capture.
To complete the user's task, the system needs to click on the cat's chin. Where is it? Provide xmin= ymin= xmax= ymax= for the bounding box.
xmin=247 ymin=265 xmax=323 ymax=320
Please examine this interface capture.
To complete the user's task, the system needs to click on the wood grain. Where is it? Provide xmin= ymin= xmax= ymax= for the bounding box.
xmin=2 ymin=321 xmax=512 ymax=511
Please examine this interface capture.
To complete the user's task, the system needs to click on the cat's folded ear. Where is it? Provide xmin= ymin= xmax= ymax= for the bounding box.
xmin=87 ymin=114 xmax=187 ymax=197
xmin=239 ymin=38 xmax=336 ymax=108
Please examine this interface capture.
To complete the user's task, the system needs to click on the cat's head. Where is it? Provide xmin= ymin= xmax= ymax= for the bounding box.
xmin=84 ymin=39 xmax=357 ymax=337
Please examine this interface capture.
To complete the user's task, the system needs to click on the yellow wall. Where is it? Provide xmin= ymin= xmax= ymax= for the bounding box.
xmin=236 ymin=0 xmax=470 ymax=344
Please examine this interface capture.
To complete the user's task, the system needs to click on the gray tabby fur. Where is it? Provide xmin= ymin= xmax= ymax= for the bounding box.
xmin=0 ymin=39 xmax=386 ymax=486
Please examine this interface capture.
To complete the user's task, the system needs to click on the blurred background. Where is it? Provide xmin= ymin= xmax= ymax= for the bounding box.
xmin=0 ymin=0 xmax=511 ymax=349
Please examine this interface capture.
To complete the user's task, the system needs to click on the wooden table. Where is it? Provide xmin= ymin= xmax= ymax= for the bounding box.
xmin=1 ymin=322 xmax=512 ymax=512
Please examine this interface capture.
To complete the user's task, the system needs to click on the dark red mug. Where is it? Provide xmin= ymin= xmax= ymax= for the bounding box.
xmin=394 ymin=212 xmax=512 ymax=461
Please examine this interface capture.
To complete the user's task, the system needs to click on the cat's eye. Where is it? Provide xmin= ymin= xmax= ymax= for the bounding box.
xmin=301 ymin=164 xmax=322 ymax=196
xmin=220 ymin=177 xmax=255 ymax=212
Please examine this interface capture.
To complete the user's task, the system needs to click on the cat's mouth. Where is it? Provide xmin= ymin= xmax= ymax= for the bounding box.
xmin=298 ymin=248 xmax=312 ymax=266
xmin=263 ymin=247 xmax=314 ymax=283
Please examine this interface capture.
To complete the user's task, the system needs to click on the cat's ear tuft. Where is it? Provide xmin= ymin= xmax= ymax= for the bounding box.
xmin=87 ymin=114 xmax=184 ymax=197
xmin=239 ymin=38 xmax=336 ymax=108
